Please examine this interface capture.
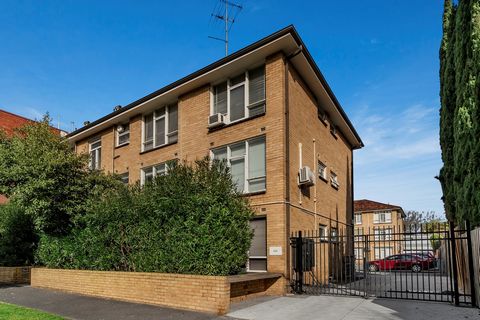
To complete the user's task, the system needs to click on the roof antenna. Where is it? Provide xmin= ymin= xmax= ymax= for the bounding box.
xmin=208 ymin=0 xmax=243 ymax=56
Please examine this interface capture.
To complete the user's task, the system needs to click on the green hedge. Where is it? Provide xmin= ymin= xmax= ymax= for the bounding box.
xmin=37 ymin=159 xmax=254 ymax=276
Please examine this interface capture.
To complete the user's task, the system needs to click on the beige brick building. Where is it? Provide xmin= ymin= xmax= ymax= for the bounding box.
xmin=353 ymin=199 xmax=406 ymax=261
xmin=67 ymin=26 xmax=363 ymax=279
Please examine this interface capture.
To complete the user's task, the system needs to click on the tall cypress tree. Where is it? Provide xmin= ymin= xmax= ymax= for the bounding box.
xmin=440 ymin=0 xmax=480 ymax=226
xmin=439 ymin=0 xmax=456 ymax=221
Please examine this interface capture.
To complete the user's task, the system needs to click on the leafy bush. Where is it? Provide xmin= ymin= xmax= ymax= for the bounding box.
xmin=37 ymin=159 xmax=254 ymax=276
xmin=0 ymin=203 xmax=37 ymax=266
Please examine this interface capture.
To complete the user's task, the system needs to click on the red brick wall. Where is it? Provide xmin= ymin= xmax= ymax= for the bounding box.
xmin=0 ymin=109 xmax=64 ymax=136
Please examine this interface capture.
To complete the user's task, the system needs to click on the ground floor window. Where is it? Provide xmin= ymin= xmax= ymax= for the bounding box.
xmin=248 ymin=218 xmax=267 ymax=272
xmin=374 ymin=246 xmax=393 ymax=260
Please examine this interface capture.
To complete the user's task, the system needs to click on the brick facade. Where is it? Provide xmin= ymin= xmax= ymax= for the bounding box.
xmin=68 ymin=27 xmax=362 ymax=290
xmin=0 ymin=266 xmax=31 ymax=284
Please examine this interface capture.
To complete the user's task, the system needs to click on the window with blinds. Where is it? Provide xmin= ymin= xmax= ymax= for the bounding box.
xmin=211 ymin=65 xmax=265 ymax=124
xmin=143 ymin=104 xmax=178 ymax=151
xmin=248 ymin=218 xmax=267 ymax=272
xmin=211 ymin=136 xmax=266 ymax=194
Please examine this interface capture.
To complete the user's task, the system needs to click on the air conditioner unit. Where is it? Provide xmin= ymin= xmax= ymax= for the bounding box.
xmin=298 ymin=166 xmax=315 ymax=186
xmin=208 ymin=113 xmax=226 ymax=128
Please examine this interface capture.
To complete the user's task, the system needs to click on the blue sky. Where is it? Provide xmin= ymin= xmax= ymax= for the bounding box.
xmin=0 ymin=1 xmax=444 ymax=216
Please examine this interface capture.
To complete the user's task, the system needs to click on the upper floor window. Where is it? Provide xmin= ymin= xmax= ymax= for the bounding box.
xmin=211 ymin=136 xmax=266 ymax=194
xmin=330 ymin=171 xmax=339 ymax=189
xmin=373 ymin=211 xmax=392 ymax=224
xmin=354 ymin=213 xmax=362 ymax=225
xmin=143 ymin=104 xmax=178 ymax=151
xmin=116 ymin=123 xmax=130 ymax=146
xmin=318 ymin=161 xmax=327 ymax=181
xmin=89 ymin=138 xmax=101 ymax=170
xmin=211 ymin=65 xmax=265 ymax=125
xmin=141 ymin=162 xmax=169 ymax=185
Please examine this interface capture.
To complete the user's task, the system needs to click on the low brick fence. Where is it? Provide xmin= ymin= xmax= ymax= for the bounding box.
xmin=31 ymin=268 xmax=284 ymax=314
xmin=0 ymin=266 xmax=31 ymax=284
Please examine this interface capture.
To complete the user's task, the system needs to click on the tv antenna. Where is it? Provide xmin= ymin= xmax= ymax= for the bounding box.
xmin=208 ymin=0 xmax=243 ymax=56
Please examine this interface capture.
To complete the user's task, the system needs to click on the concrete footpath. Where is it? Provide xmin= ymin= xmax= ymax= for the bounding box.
xmin=228 ymin=295 xmax=480 ymax=320
xmin=0 ymin=285 xmax=232 ymax=320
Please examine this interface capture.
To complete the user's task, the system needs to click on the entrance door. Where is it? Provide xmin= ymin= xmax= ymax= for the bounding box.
xmin=248 ymin=218 xmax=267 ymax=272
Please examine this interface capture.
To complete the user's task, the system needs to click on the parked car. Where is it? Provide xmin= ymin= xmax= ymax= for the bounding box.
xmin=368 ymin=254 xmax=434 ymax=272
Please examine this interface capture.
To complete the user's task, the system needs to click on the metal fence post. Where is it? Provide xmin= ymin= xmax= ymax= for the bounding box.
xmin=449 ymin=221 xmax=460 ymax=306
xmin=465 ymin=221 xmax=477 ymax=307
xmin=295 ymin=231 xmax=304 ymax=294
xmin=363 ymin=233 xmax=368 ymax=298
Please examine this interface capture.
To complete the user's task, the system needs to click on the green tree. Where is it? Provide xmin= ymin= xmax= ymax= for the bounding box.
xmin=38 ymin=159 xmax=254 ymax=276
xmin=439 ymin=0 xmax=480 ymax=226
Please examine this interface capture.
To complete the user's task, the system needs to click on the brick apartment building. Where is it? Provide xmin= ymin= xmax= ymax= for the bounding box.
xmin=354 ymin=199 xmax=406 ymax=261
xmin=67 ymin=26 xmax=363 ymax=277
xmin=0 ymin=109 xmax=66 ymax=204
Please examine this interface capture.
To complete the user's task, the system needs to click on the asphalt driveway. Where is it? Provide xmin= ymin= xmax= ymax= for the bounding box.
xmin=0 ymin=285 xmax=232 ymax=320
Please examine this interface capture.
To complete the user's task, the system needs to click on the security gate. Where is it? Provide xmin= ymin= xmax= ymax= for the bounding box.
xmin=290 ymin=222 xmax=477 ymax=307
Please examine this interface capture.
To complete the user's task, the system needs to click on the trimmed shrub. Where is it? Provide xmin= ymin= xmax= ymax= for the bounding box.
xmin=37 ymin=159 xmax=254 ymax=275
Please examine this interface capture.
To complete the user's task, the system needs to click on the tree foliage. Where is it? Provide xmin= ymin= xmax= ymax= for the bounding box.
xmin=37 ymin=159 xmax=254 ymax=276
xmin=439 ymin=0 xmax=480 ymax=226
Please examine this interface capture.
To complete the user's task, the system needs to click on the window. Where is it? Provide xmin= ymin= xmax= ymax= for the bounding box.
xmin=248 ymin=218 xmax=267 ymax=272
xmin=211 ymin=65 xmax=265 ymax=123
xmin=118 ymin=172 xmax=129 ymax=184
xmin=330 ymin=171 xmax=339 ymax=189
xmin=141 ymin=162 xmax=169 ymax=185
xmin=319 ymin=224 xmax=327 ymax=240
xmin=318 ymin=161 xmax=327 ymax=181
xmin=211 ymin=136 xmax=266 ymax=193
xmin=355 ymin=213 xmax=362 ymax=225
xmin=89 ymin=138 xmax=102 ymax=170
xmin=374 ymin=228 xmax=392 ymax=241
xmin=354 ymin=248 xmax=364 ymax=259
xmin=374 ymin=247 xmax=393 ymax=260
xmin=143 ymin=104 xmax=178 ymax=151
xmin=116 ymin=123 xmax=130 ymax=146
xmin=330 ymin=227 xmax=338 ymax=242
xmin=354 ymin=228 xmax=364 ymax=241
xmin=373 ymin=211 xmax=392 ymax=224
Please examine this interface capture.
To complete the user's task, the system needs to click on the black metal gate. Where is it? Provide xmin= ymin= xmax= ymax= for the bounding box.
xmin=290 ymin=221 xmax=477 ymax=307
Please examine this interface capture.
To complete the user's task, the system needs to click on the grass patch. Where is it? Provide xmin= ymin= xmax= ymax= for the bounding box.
xmin=0 ymin=302 xmax=64 ymax=320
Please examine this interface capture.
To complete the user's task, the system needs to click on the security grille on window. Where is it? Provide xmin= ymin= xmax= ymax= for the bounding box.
xmin=373 ymin=211 xmax=392 ymax=224
xmin=119 ymin=172 xmax=129 ymax=184
xmin=318 ymin=161 xmax=327 ymax=181
xmin=143 ymin=104 xmax=178 ymax=151
xmin=211 ymin=136 xmax=266 ymax=194
xmin=330 ymin=171 xmax=339 ymax=189
xmin=141 ymin=162 xmax=169 ymax=185
xmin=116 ymin=123 xmax=130 ymax=146
xmin=355 ymin=213 xmax=362 ymax=225
xmin=89 ymin=138 xmax=101 ymax=170
xmin=211 ymin=65 xmax=265 ymax=123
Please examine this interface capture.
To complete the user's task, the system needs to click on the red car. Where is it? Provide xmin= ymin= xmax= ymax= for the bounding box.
xmin=368 ymin=254 xmax=434 ymax=272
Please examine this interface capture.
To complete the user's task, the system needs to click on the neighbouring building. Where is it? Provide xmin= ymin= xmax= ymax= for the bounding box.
xmin=353 ymin=199 xmax=406 ymax=261
xmin=67 ymin=26 xmax=363 ymax=283
xmin=0 ymin=109 xmax=67 ymax=204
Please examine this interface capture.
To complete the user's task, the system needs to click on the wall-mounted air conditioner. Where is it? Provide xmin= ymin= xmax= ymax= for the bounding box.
xmin=208 ymin=113 xmax=226 ymax=128
xmin=298 ymin=166 xmax=315 ymax=186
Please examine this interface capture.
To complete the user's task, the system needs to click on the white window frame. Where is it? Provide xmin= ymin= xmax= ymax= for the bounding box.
xmin=373 ymin=211 xmax=392 ymax=224
xmin=330 ymin=171 xmax=339 ymax=189
xmin=210 ymin=136 xmax=266 ymax=194
xmin=142 ymin=104 xmax=178 ymax=152
xmin=374 ymin=246 xmax=393 ymax=260
xmin=116 ymin=123 xmax=130 ymax=147
xmin=210 ymin=66 xmax=265 ymax=124
xmin=374 ymin=228 xmax=393 ymax=241
xmin=355 ymin=213 xmax=362 ymax=225
xmin=319 ymin=224 xmax=328 ymax=241
xmin=318 ymin=161 xmax=327 ymax=181
xmin=89 ymin=138 xmax=102 ymax=170
xmin=140 ymin=162 xmax=169 ymax=186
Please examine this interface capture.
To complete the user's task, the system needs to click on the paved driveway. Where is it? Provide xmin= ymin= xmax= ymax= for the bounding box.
xmin=228 ymin=295 xmax=480 ymax=320
xmin=0 ymin=285 xmax=232 ymax=320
